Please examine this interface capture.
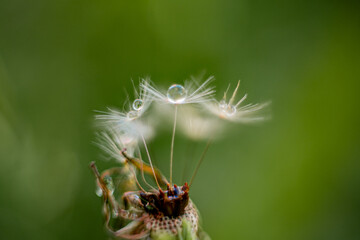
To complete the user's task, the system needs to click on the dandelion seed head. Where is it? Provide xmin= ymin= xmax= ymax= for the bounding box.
xmin=92 ymin=74 xmax=270 ymax=239
xmin=95 ymin=76 xmax=269 ymax=164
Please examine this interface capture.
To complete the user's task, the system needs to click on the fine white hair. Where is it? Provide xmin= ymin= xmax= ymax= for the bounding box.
xmin=95 ymin=76 xmax=270 ymax=163
xmin=140 ymin=76 xmax=215 ymax=105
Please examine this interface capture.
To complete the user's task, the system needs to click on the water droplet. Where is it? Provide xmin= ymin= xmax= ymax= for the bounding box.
xmin=95 ymin=185 xmax=103 ymax=197
xmin=103 ymin=175 xmax=115 ymax=195
xmin=127 ymin=110 xmax=138 ymax=120
xmin=167 ymin=84 xmax=187 ymax=104
xmin=219 ymin=100 xmax=236 ymax=116
xmin=219 ymin=99 xmax=227 ymax=110
xmin=225 ymin=105 xmax=236 ymax=116
xmin=112 ymin=208 xmax=119 ymax=218
xmin=132 ymin=99 xmax=143 ymax=111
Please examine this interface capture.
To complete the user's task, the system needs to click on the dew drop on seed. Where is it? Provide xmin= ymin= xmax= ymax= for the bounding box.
xmin=127 ymin=110 xmax=138 ymax=120
xmin=132 ymin=99 xmax=143 ymax=111
xmin=225 ymin=105 xmax=237 ymax=116
xmin=103 ymin=175 xmax=115 ymax=195
xmin=95 ymin=185 xmax=103 ymax=197
xmin=219 ymin=100 xmax=237 ymax=116
xmin=167 ymin=84 xmax=187 ymax=104
xmin=219 ymin=99 xmax=227 ymax=110
xmin=112 ymin=208 xmax=119 ymax=218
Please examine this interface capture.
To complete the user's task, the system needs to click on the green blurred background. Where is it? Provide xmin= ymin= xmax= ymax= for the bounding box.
xmin=1 ymin=0 xmax=360 ymax=239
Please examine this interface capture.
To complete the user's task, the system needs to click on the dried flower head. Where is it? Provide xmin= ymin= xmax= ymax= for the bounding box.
xmin=91 ymin=75 xmax=270 ymax=240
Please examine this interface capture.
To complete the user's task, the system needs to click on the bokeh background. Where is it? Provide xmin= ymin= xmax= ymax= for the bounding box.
xmin=1 ymin=0 xmax=360 ymax=239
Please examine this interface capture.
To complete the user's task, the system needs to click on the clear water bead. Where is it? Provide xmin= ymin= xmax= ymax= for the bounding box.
xmin=127 ymin=110 xmax=138 ymax=120
xmin=225 ymin=105 xmax=237 ymax=116
xmin=112 ymin=209 xmax=119 ymax=218
xmin=219 ymin=101 xmax=237 ymax=117
xmin=219 ymin=99 xmax=227 ymax=110
xmin=103 ymin=175 xmax=115 ymax=195
xmin=95 ymin=185 xmax=103 ymax=197
xmin=167 ymin=84 xmax=187 ymax=104
xmin=132 ymin=99 xmax=143 ymax=111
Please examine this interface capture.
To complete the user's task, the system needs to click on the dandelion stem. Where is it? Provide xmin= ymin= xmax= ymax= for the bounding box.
xmin=181 ymin=141 xmax=198 ymax=184
xmin=189 ymin=139 xmax=212 ymax=187
xmin=127 ymin=163 xmax=146 ymax=192
xmin=137 ymin=147 xmax=156 ymax=190
xmin=170 ymin=105 xmax=178 ymax=185
xmin=140 ymin=134 xmax=161 ymax=189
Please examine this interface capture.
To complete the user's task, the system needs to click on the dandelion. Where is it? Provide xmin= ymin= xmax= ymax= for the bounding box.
xmin=91 ymin=75 xmax=269 ymax=240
